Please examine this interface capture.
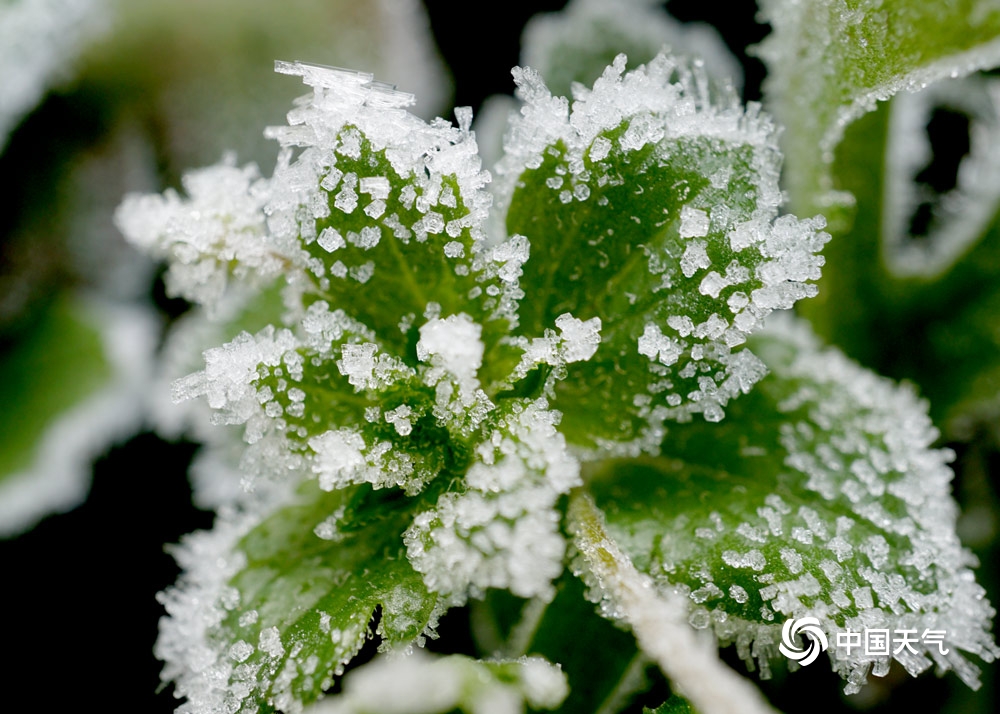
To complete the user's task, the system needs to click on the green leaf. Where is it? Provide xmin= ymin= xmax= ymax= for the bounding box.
xmin=157 ymin=479 xmax=444 ymax=714
xmin=0 ymin=296 xmax=152 ymax=537
xmin=580 ymin=316 xmax=999 ymax=692
xmin=757 ymin=0 xmax=1000 ymax=217
xmin=497 ymin=55 xmax=827 ymax=447
xmin=0 ymin=297 xmax=111 ymax=479
xmin=801 ymin=77 xmax=1000 ymax=437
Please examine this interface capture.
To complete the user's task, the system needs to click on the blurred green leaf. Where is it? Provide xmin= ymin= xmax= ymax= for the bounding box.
xmin=519 ymin=0 xmax=741 ymax=100
xmin=802 ymin=78 xmax=1000 ymax=437
xmin=0 ymin=296 xmax=111 ymax=479
xmin=758 ymin=0 xmax=1000 ymax=218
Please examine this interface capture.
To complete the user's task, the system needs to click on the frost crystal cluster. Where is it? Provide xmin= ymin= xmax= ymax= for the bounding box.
xmin=115 ymin=1 xmax=1000 ymax=711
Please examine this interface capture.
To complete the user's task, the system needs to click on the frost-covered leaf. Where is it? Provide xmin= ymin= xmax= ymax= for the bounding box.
xmin=159 ymin=417 xmax=576 ymax=714
xmin=802 ymin=77 xmax=1000 ymax=437
xmin=171 ymin=305 xmax=580 ymax=602
xmin=304 ymin=651 xmax=568 ymax=714
xmin=114 ymin=157 xmax=279 ymax=312
xmin=496 ymin=54 xmax=827 ymax=448
xmin=268 ymin=90 xmax=511 ymax=364
xmin=579 ymin=316 xmax=999 ymax=693
xmin=116 ymin=61 xmax=518 ymax=367
xmin=757 ymin=0 xmax=1000 ymax=216
xmin=157 ymin=479 xmax=443 ymax=714
xmin=568 ymin=492 xmax=777 ymax=714
xmin=520 ymin=0 xmax=742 ymax=100
xmin=0 ymin=296 xmax=154 ymax=537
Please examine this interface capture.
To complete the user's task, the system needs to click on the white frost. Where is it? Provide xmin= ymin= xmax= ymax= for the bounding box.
xmin=306 ymin=651 xmax=567 ymax=714
xmin=405 ymin=400 xmax=580 ymax=602
xmin=417 ymin=314 xmax=484 ymax=389
xmin=679 ymin=206 xmax=710 ymax=238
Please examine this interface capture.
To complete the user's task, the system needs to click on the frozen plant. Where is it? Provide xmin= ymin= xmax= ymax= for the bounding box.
xmin=115 ymin=1 xmax=1000 ymax=712
xmin=0 ymin=0 xmax=447 ymax=538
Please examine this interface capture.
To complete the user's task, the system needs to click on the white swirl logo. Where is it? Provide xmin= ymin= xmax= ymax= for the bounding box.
xmin=779 ymin=617 xmax=828 ymax=666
